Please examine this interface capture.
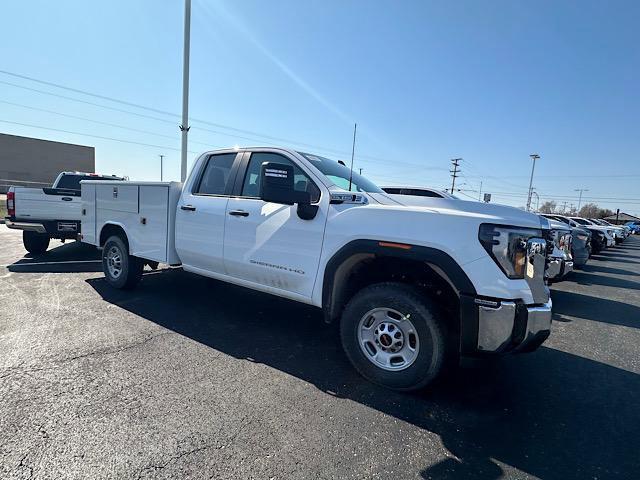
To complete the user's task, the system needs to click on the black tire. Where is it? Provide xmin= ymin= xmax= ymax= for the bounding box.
xmin=102 ymin=235 xmax=144 ymax=289
xmin=23 ymin=231 xmax=50 ymax=255
xmin=340 ymin=282 xmax=451 ymax=391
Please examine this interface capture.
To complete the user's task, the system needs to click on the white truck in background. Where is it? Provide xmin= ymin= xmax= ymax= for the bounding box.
xmin=5 ymin=171 xmax=123 ymax=254
xmin=81 ymin=147 xmax=553 ymax=391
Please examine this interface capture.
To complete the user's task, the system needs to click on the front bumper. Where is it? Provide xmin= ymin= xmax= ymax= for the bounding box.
xmin=546 ymin=257 xmax=573 ymax=280
xmin=473 ymin=298 xmax=552 ymax=354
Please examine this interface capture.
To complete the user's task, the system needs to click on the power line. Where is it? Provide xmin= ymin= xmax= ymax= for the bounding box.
xmin=0 ymin=71 xmax=448 ymax=170
xmin=0 ymin=99 xmax=224 ymax=150
xmin=0 ymin=119 xmax=201 ymax=154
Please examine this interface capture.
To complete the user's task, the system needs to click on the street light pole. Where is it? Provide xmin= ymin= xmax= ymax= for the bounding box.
xmin=179 ymin=0 xmax=191 ymax=182
xmin=159 ymin=154 xmax=164 ymax=181
xmin=526 ymin=154 xmax=540 ymax=211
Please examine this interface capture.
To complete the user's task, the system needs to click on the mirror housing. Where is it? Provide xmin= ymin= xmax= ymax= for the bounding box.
xmin=260 ymin=162 xmax=319 ymax=220
xmin=260 ymin=162 xmax=297 ymax=205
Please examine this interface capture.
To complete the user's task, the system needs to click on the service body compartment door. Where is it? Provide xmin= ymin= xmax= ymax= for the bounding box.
xmin=96 ymin=184 xmax=139 ymax=213
xmin=132 ymin=185 xmax=169 ymax=262
xmin=80 ymin=183 xmax=97 ymax=245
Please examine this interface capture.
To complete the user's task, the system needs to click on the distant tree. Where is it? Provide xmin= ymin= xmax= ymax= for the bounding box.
xmin=566 ymin=206 xmax=578 ymax=216
xmin=539 ymin=201 xmax=557 ymax=214
xmin=598 ymin=208 xmax=614 ymax=219
xmin=578 ymin=203 xmax=600 ymax=219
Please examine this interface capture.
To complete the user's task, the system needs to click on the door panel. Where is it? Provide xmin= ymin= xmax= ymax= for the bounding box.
xmin=175 ymin=193 xmax=229 ymax=272
xmin=223 ymin=198 xmax=326 ymax=296
xmin=223 ymin=151 xmax=326 ymax=298
xmin=174 ymin=152 xmax=238 ymax=274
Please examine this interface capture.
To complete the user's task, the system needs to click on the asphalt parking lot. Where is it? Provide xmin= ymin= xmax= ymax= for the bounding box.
xmin=1 ymin=225 xmax=638 ymax=480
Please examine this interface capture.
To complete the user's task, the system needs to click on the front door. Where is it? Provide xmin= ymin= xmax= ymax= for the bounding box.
xmin=223 ymin=151 xmax=327 ymax=298
xmin=175 ymin=152 xmax=239 ymax=273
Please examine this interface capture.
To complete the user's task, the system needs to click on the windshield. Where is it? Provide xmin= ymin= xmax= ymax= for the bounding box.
xmin=572 ymin=218 xmax=592 ymax=226
xmin=298 ymin=152 xmax=383 ymax=193
xmin=56 ymin=174 xmax=120 ymax=190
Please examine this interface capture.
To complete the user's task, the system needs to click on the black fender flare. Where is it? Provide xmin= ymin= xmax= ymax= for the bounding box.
xmin=321 ymin=239 xmax=477 ymax=322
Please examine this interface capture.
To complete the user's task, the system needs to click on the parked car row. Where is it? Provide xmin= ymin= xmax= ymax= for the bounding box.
xmin=539 ymin=213 xmax=632 ymax=282
xmin=1 ymin=152 xmax=631 ymax=391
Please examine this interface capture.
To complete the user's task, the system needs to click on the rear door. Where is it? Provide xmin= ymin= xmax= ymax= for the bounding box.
xmin=175 ymin=152 xmax=241 ymax=274
xmin=223 ymin=151 xmax=327 ymax=298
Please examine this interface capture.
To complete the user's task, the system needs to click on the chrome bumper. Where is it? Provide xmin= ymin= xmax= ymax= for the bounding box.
xmin=4 ymin=219 xmax=46 ymax=233
xmin=546 ymin=258 xmax=573 ymax=280
xmin=476 ymin=299 xmax=552 ymax=353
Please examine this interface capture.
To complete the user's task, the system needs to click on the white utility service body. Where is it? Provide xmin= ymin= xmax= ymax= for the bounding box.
xmin=80 ymin=147 xmax=554 ymax=391
xmin=81 ymin=181 xmax=182 ymax=265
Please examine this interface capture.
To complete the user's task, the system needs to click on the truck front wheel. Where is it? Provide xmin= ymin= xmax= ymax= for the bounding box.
xmin=23 ymin=231 xmax=50 ymax=255
xmin=340 ymin=282 xmax=450 ymax=391
xmin=102 ymin=235 xmax=144 ymax=289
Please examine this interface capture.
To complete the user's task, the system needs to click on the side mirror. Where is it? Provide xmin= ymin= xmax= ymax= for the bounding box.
xmin=260 ymin=162 xmax=297 ymax=205
xmin=260 ymin=162 xmax=319 ymax=220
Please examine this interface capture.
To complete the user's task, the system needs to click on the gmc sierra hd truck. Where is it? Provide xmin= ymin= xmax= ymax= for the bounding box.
xmin=80 ymin=147 xmax=553 ymax=391
xmin=5 ymin=171 xmax=122 ymax=254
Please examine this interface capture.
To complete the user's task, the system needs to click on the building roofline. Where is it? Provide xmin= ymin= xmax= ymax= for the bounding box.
xmin=0 ymin=132 xmax=94 ymax=150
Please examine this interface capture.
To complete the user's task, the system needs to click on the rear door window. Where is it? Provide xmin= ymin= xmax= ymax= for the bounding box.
xmin=194 ymin=153 xmax=238 ymax=195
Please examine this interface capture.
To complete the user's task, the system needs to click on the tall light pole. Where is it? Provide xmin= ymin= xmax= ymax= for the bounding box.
xmin=575 ymin=188 xmax=589 ymax=211
xmin=159 ymin=154 xmax=165 ymax=181
xmin=179 ymin=0 xmax=192 ymax=182
xmin=526 ymin=154 xmax=540 ymax=211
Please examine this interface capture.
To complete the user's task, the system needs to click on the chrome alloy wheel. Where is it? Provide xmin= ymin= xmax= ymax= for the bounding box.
xmin=357 ymin=307 xmax=420 ymax=371
xmin=106 ymin=245 xmax=123 ymax=279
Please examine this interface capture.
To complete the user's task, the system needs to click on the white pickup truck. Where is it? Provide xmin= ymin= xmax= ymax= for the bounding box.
xmin=81 ymin=147 xmax=553 ymax=390
xmin=5 ymin=171 xmax=123 ymax=254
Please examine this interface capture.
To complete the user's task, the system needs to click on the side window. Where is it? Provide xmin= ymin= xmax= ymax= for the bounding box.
xmin=241 ymin=152 xmax=321 ymax=203
xmin=195 ymin=153 xmax=237 ymax=195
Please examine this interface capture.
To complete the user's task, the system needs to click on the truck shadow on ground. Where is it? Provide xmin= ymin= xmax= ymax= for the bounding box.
xmin=551 ymin=290 xmax=640 ymax=327
xmin=7 ymin=241 xmax=102 ymax=273
xmin=578 ymin=264 xmax=638 ymax=276
xmin=569 ymin=270 xmax=640 ymax=291
xmin=87 ymin=270 xmax=639 ymax=480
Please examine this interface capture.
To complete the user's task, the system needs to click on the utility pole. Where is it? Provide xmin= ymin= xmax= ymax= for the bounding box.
xmin=179 ymin=0 xmax=192 ymax=182
xmin=561 ymin=201 xmax=567 ymax=214
xmin=531 ymin=190 xmax=540 ymax=211
xmin=478 ymin=181 xmax=483 ymax=201
xmin=159 ymin=154 xmax=165 ymax=181
xmin=575 ymin=188 xmax=589 ymax=211
xmin=450 ymin=158 xmax=462 ymax=194
xmin=526 ymin=154 xmax=540 ymax=211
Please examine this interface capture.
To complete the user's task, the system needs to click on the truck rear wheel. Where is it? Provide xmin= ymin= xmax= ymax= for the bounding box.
xmin=23 ymin=231 xmax=50 ymax=255
xmin=340 ymin=282 xmax=450 ymax=391
xmin=102 ymin=235 xmax=143 ymax=289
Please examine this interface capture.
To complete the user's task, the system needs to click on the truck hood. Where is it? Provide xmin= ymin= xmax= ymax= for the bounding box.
xmin=368 ymin=193 xmax=547 ymax=230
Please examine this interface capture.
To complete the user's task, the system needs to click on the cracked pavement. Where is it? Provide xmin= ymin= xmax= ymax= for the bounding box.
xmin=1 ymin=225 xmax=639 ymax=479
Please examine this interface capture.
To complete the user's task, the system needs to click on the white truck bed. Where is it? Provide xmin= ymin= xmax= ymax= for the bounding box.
xmin=81 ymin=180 xmax=183 ymax=264
xmin=12 ymin=186 xmax=82 ymax=221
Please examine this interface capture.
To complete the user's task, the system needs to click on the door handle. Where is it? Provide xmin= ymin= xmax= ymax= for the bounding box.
xmin=228 ymin=210 xmax=249 ymax=217
xmin=61 ymin=197 xmax=73 ymax=201
xmin=180 ymin=204 xmax=196 ymax=211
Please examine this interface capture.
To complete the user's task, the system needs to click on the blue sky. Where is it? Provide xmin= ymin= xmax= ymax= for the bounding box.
xmin=1 ymin=0 xmax=639 ymax=213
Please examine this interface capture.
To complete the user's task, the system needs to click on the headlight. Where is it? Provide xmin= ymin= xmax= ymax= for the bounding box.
xmin=479 ymin=224 xmax=543 ymax=279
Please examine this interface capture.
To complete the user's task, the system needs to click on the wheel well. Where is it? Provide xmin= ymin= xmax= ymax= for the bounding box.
xmin=99 ymin=224 xmax=128 ymax=249
xmin=325 ymin=255 xmax=460 ymax=329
